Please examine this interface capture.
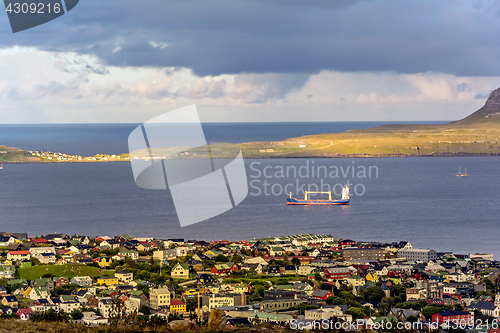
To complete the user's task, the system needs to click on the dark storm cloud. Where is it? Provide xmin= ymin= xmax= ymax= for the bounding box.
xmin=2 ymin=0 xmax=500 ymax=76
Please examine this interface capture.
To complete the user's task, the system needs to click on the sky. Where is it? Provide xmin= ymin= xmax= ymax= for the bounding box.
xmin=1 ymin=0 xmax=500 ymax=123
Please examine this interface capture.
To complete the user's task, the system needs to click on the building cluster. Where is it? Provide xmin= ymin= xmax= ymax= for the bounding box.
xmin=0 ymin=232 xmax=498 ymax=329
xmin=28 ymin=151 xmax=128 ymax=162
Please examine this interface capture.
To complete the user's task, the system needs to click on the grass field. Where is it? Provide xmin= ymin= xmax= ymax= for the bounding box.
xmin=17 ymin=265 xmax=108 ymax=280
xmin=239 ymin=123 xmax=500 ymax=158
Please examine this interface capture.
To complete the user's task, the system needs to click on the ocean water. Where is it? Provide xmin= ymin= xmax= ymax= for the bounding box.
xmin=0 ymin=122 xmax=498 ymax=258
xmin=0 ymin=122 xmax=446 ymax=156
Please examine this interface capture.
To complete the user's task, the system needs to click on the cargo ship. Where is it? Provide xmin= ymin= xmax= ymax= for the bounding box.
xmin=287 ymin=186 xmax=350 ymax=205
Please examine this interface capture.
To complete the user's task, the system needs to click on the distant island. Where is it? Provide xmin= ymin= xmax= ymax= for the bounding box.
xmin=2 ymin=88 xmax=500 ymax=163
xmin=239 ymin=87 xmax=500 ymax=158
xmin=0 ymin=147 xmax=129 ymax=164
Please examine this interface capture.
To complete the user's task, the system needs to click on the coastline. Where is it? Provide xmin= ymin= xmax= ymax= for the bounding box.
xmin=2 ymin=151 xmax=500 ymax=164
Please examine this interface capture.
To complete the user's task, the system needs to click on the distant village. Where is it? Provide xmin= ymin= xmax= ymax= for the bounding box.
xmin=0 ymin=232 xmax=498 ymax=330
xmin=27 ymin=151 xmax=128 ymax=162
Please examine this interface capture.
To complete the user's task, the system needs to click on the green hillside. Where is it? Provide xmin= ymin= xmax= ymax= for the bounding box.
xmin=240 ymin=88 xmax=500 ymax=158
xmin=17 ymin=264 xmax=107 ymax=280
xmin=0 ymin=145 xmax=42 ymax=162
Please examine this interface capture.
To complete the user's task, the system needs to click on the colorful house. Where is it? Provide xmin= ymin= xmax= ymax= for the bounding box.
xmin=211 ymin=263 xmax=239 ymax=275
xmin=170 ymin=300 xmax=186 ymax=314
xmin=97 ymin=276 xmax=119 ymax=286
xmin=431 ymin=311 xmax=472 ymax=324
xmin=171 ymin=263 xmax=190 ymax=279
xmin=366 ymin=272 xmax=379 ymax=282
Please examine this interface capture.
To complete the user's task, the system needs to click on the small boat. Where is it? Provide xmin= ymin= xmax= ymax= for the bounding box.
xmin=287 ymin=186 xmax=350 ymax=205
xmin=455 ymin=166 xmax=467 ymax=177
xmin=0 ymin=163 xmax=2 ymax=170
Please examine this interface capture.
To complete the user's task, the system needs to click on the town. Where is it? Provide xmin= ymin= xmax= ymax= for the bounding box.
xmin=27 ymin=151 xmax=129 ymax=162
xmin=0 ymin=232 xmax=498 ymax=331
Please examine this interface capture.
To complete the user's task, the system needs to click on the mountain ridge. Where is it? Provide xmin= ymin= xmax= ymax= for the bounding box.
xmin=450 ymin=87 xmax=500 ymax=125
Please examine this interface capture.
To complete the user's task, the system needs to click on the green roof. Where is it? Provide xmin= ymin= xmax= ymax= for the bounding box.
xmin=175 ymin=263 xmax=189 ymax=270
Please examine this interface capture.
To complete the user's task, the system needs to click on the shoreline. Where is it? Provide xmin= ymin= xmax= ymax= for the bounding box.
xmin=2 ymin=151 xmax=500 ymax=164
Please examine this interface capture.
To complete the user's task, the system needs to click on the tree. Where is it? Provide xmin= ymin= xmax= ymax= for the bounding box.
xmin=137 ymin=284 xmax=150 ymax=294
xmin=378 ymin=302 xmax=390 ymax=316
xmin=140 ymin=305 xmax=151 ymax=315
xmin=215 ymin=255 xmax=228 ymax=263
xmin=326 ymin=296 xmax=346 ymax=305
xmin=347 ymin=307 xmax=365 ymax=320
xmin=231 ymin=254 xmax=243 ymax=263
xmin=362 ymin=286 xmax=385 ymax=303
xmin=186 ymin=297 xmax=198 ymax=312
xmin=291 ymin=257 xmax=301 ymax=266
xmin=339 ymin=290 xmax=356 ymax=301
xmin=70 ymin=309 xmax=83 ymax=320
xmin=422 ymin=305 xmax=443 ymax=319
xmin=247 ymin=285 xmax=265 ymax=302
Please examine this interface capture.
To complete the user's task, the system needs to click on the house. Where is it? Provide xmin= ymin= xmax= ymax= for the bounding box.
xmin=35 ymin=253 xmax=56 ymax=264
xmin=398 ymin=248 xmax=437 ymax=262
xmin=70 ymin=276 xmax=93 ymax=286
xmin=6 ymin=243 xmax=23 ymax=251
xmin=29 ymin=286 xmax=50 ymax=300
xmin=169 ymin=300 xmax=186 ymax=313
xmin=97 ymin=276 xmax=119 ymax=286
xmin=324 ymin=267 xmax=353 ymax=280
xmin=7 ymin=251 xmax=30 ymax=261
xmin=0 ymin=307 xmax=14 ymax=316
xmin=124 ymin=299 xmax=140 ymax=315
xmin=101 ymin=239 xmax=120 ymax=249
xmin=305 ymin=305 xmax=349 ymax=320
xmin=16 ymin=308 xmax=34 ymax=321
xmin=280 ymin=265 xmax=297 ymax=275
xmin=2 ymin=295 xmax=18 ymax=308
xmin=268 ymin=266 xmax=281 ymax=275
xmin=342 ymin=276 xmax=365 ymax=288
xmin=197 ymin=273 xmax=216 ymax=285
xmin=388 ymin=308 xmax=426 ymax=322
xmin=291 ymin=281 xmax=315 ymax=295
xmin=33 ymin=278 xmax=55 ymax=291
xmin=60 ymin=301 xmax=80 ymax=313
xmin=431 ymin=310 xmax=472 ymax=324
xmin=45 ymin=234 xmax=63 ymax=241
xmin=366 ymin=272 xmax=379 ymax=281
xmin=14 ymin=286 xmax=32 ymax=298
xmin=117 ymin=250 xmax=139 ymax=260
xmin=0 ymin=265 xmax=15 ymax=279
xmin=71 ymin=253 xmax=94 ymax=264
xmin=171 ymin=263 xmax=190 ymax=279
xmin=297 ymin=265 xmax=315 ymax=276
xmin=311 ymin=289 xmax=335 ymax=300
xmin=150 ymin=287 xmax=171 ymax=310
xmin=29 ymin=246 xmax=56 ymax=256
xmin=55 ymin=258 xmax=69 ymax=265
xmin=468 ymin=300 xmax=500 ymax=317
xmin=95 ymin=257 xmax=112 ymax=268
xmin=98 ymin=298 xmax=114 ymax=318
xmin=115 ymin=270 xmax=134 ymax=283
xmin=211 ymin=263 xmax=239 ymax=275
xmin=202 ymin=294 xmax=236 ymax=310
xmin=82 ymin=311 xmax=108 ymax=325
xmin=137 ymin=243 xmax=154 ymax=252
